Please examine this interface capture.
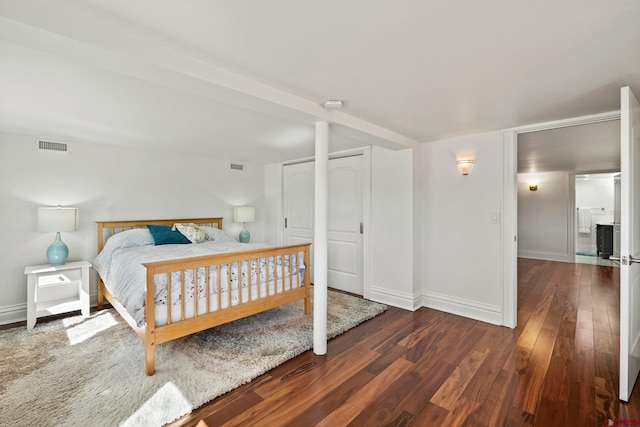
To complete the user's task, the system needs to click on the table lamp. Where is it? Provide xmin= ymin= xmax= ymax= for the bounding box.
xmin=233 ymin=206 xmax=255 ymax=243
xmin=37 ymin=206 xmax=78 ymax=265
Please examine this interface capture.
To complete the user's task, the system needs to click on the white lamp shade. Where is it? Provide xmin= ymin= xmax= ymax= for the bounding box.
xmin=37 ymin=207 xmax=78 ymax=232
xmin=233 ymin=206 xmax=255 ymax=223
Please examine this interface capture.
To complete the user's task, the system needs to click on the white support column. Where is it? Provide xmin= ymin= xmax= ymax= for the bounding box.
xmin=313 ymin=120 xmax=329 ymax=355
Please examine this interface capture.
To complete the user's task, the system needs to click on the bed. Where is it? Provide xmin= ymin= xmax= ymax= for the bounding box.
xmin=93 ymin=217 xmax=311 ymax=375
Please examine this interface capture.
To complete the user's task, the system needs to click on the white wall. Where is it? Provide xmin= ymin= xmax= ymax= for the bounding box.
xmin=369 ymin=146 xmax=415 ymax=309
xmin=518 ymin=172 xmax=571 ymax=262
xmin=575 ymin=175 xmax=615 ymax=253
xmin=421 ymin=132 xmax=504 ymax=325
xmin=0 ymin=132 xmax=265 ymax=324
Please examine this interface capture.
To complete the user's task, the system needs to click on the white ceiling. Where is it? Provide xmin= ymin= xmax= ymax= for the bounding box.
xmin=1 ymin=0 xmax=639 ymax=164
xmin=518 ymin=119 xmax=621 ymax=174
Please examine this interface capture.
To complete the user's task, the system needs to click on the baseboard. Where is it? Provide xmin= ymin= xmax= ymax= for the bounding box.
xmin=518 ymin=250 xmax=571 ymax=263
xmin=0 ymin=303 xmax=27 ymax=326
xmin=369 ymin=286 xmax=421 ymax=311
xmin=421 ymin=291 xmax=503 ymax=326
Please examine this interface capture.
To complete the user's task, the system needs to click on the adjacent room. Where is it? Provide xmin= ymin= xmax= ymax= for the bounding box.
xmin=575 ymin=172 xmax=619 ymax=266
xmin=517 ymin=119 xmax=621 ymax=265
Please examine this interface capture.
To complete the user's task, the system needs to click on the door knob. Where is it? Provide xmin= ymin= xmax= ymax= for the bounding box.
xmin=610 ymin=255 xmax=640 ymax=265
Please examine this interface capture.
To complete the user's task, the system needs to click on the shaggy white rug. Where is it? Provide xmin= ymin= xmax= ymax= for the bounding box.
xmin=0 ymin=291 xmax=385 ymax=427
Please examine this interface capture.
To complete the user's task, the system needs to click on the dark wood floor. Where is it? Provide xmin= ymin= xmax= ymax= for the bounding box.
xmin=168 ymin=258 xmax=640 ymax=426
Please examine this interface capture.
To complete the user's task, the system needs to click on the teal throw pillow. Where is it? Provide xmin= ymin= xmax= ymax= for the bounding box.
xmin=146 ymin=224 xmax=191 ymax=245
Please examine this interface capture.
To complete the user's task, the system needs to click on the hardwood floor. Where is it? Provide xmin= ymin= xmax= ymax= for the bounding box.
xmin=167 ymin=258 xmax=640 ymax=426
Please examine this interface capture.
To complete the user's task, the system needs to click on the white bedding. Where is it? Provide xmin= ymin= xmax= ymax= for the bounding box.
xmin=93 ymin=228 xmax=305 ymax=327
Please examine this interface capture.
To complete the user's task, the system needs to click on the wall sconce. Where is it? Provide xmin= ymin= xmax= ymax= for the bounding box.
xmin=457 ymin=159 xmax=474 ymax=175
xmin=529 ymin=183 xmax=539 ymax=192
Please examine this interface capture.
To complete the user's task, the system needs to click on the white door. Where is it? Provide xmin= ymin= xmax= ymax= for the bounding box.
xmin=283 ymin=155 xmax=364 ymax=295
xmin=326 ymin=156 xmax=364 ymax=295
xmin=283 ymin=161 xmax=315 ymax=249
xmin=618 ymin=86 xmax=640 ymax=402
xmin=614 ymin=173 xmax=621 ymax=259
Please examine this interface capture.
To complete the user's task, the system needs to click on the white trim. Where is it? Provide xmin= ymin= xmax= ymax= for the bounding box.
xmin=568 ymin=173 xmax=576 ymax=263
xmin=501 ymin=131 xmax=518 ymax=328
xmin=422 ymin=291 xmax=503 ymax=326
xmin=518 ymin=250 xmax=571 ymax=263
xmin=412 ymin=145 xmax=423 ymax=314
xmin=0 ymin=303 xmax=27 ymax=325
xmin=503 ymin=110 xmax=621 ymax=134
xmin=276 ymin=164 xmax=285 ymax=247
xmin=282 ymin=147 xmax=368 ymax=166
xmin=362 ymin=147 xmax=372 ymax=300
xmin=369 ymin=286 xmax=420 ymax=311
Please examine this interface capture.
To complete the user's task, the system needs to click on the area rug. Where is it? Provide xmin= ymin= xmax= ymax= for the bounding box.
xmin=0 ymin=291 xmax=386 ymax=427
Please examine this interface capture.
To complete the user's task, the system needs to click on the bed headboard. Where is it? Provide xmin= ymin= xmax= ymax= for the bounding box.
xmin=96 ymin=217 xmax=223 ymax=253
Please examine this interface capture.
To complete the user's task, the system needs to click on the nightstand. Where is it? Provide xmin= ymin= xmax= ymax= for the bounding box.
xmin=25 ymin=260 xmax=91 ymax=329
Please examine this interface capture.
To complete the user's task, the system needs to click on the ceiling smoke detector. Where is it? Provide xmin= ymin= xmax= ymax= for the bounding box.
xmin=323 ymin=100 xmax=343 ymax=110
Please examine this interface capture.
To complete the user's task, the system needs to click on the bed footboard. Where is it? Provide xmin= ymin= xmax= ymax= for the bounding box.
xmin=141 ymin=243 xmax=311 ymax=375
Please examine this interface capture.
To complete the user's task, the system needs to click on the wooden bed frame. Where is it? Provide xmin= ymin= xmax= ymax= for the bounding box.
xmin=95 ymin=217 xmax=311 ymax=375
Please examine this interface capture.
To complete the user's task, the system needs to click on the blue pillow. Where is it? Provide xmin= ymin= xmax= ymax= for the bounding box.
xmin=146 ymin=224 xmax=191 ymax=245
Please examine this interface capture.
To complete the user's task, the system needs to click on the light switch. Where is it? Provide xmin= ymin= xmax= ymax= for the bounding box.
xmin=491 ymin=212 xmax=501 ymax=224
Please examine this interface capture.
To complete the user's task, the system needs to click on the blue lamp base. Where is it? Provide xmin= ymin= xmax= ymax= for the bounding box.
xmin=238 ymin=224 xmax=251 ymax=243
xmin=47 ymin=232 xmax=69 ymax=265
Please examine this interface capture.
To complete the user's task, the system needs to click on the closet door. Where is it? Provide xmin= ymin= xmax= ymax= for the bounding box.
xmin=283 ymin=155 xmax=364 ymax=295
xmin=326 ymin=155 xmax=364 ymax=295
xmin=283 ymin=162 xmax=315 ymax=276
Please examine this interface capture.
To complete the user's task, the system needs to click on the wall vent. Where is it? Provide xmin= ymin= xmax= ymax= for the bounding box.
xmin=37 ymin=139 xmax=69 ymax=153
xmin=230 ymin=163 xmax=244 ymax=171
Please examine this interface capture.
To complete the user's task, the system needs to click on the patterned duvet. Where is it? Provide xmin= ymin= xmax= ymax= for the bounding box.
xmin=93 ymin=228 xmax=305 ymax=327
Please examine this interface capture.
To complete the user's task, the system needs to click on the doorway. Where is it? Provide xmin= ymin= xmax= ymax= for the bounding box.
xmin=515 ymin=120 xmax=621 ymax=267
xmin=506 ymin=89 xmax=640 ymax=401
xmin=503 ymin=110 xmax=640 ymax=400
xmin=502 ymin=113 xmax=621 ymax=327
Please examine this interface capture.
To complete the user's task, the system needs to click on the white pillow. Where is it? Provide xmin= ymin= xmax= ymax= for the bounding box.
xmin=200 ymin=225 xmax=233 ymax=242
xmin=172 ymin=223 xmax=213 ymax=243
xmin=102 ymin=228 xmax=154 ymax=251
